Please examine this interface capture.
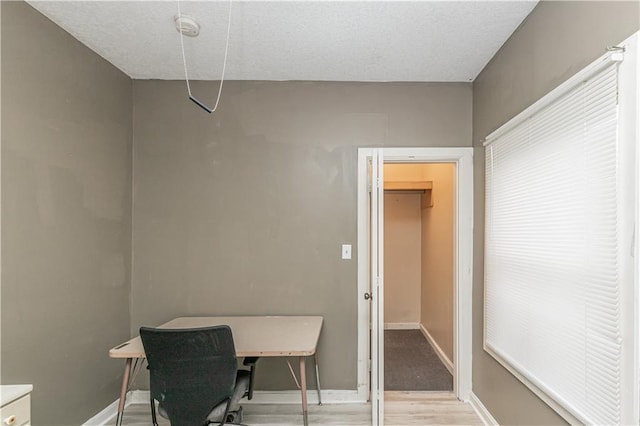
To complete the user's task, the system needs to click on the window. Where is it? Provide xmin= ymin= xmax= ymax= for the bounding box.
xmin=484 ymin=34 xmax=638 ymax=424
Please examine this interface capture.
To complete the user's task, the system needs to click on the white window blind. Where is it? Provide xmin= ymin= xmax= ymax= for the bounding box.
xmin=484 ymin=59 xmax=633 ymax=425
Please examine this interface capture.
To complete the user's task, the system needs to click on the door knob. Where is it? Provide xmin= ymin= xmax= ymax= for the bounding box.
xmin=364 ymin=293 xmax=372 ymax=300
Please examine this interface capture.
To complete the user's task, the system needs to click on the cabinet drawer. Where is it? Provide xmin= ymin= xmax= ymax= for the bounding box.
xmin=0 ymin=394 xmax=30 ymax=426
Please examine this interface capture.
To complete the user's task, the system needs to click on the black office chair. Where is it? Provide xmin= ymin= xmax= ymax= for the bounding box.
xmin=139 ymin=325 xmax=253 ymax=426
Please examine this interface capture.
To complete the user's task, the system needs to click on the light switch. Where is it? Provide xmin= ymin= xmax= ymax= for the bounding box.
xmin=341 ymin=244 xmax=352 ymax=260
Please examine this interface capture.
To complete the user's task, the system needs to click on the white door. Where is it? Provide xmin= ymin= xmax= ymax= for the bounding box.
xmin=369 ymin=148 xmax=385 ymax=425
xmin=358 ymin=147 xmax=474 ymax=418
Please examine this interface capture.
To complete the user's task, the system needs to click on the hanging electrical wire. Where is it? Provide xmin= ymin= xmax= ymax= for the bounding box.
xmin=176 ymin=0 xmax=232 ymax=113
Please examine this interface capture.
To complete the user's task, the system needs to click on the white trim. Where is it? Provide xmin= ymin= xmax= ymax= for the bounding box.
xmin=617 ymin=31 xmax=640 ymax=424
xmin=384 ymin=322 xmax=419 ymax=330
xmin=131 ymin=389 xmax=364 ymax=405
xmin=483 ymin=49 xmax=624 ymax=146
xmin=356 ymin=149 xmax=371 ymax=403
xmin=82 ymin=392 xmax=134 ymax=426
xmin=244 ymin=390 xmax=364 ymax=405
xmin=469 ymin=393 xmax=499 ymax=426
xmin=419 ymin=323 xmax=453 ymax=375
xmin=371 ymin=148 xmax=384 ymax=425
xmin=357 ymin=147 xmax=474 ymax=409
xmin=483 ymin=345 xmax=581 ymax=424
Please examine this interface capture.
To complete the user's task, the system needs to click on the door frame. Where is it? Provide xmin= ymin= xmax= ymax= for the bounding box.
xmin=356 ymin=147 xmax=473 ymax=404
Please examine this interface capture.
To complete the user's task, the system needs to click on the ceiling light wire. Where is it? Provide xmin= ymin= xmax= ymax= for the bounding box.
xmin=176 ymin=0 xmax=192 ymax=98
xmin=176 ymin=0 xmax=233 ymax=114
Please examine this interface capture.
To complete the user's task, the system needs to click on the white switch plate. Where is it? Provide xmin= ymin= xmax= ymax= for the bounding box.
xmin=341 ymin=244 xmax=352 ymax=260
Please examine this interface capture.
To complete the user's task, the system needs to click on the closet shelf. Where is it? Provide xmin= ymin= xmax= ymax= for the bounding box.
xmin=383 ymin=181 xmax=434 ymax=208
xmin=384 ymin=181 xmax=433 ymax=191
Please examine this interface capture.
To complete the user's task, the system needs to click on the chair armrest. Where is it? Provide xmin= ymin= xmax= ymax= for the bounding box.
xmin=243 ymin=357 xmax=259 ymax=366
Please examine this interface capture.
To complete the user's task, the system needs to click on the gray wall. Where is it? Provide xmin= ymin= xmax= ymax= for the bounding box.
xmin=1 ymin=2 xmax=133 ymax=424
xmin=131 ymin=80 xmax=472 ymax=389
xmin=9 ymin=0 xmax=637 ymax=421
xmin=472 ymin=1 xmax=640 ymax=424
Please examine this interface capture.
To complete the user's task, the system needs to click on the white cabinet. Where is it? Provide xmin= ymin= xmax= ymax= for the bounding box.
xmin=0 ymin=385 xmax=32 ymax=426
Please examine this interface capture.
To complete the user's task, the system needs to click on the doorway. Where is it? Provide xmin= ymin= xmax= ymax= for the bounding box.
xmin=356 ymin=147 xmax=473 ymax=425
xmin=383 ymin=163 xmax=454 ymax=392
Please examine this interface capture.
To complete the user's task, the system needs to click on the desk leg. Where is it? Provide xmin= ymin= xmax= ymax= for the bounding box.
xmin=115 ymin=358 xmax=132 ymax=426
xmin=299 ymin=356 xmax=308 ymax=426
xmin=314 ymin=352 xmax=322 ymax=405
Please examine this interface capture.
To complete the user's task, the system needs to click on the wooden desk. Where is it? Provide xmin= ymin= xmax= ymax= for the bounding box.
xmin=110 ymin=316 xmax=323 ymax=426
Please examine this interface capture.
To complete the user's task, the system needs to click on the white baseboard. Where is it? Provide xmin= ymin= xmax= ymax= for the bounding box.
xmin=246 ymin=389 xmax=365 ymax=405
xmin=131 ymin=389 xmax=365 ymax=405
xmin=419 ymin=324 xmax=454 ymax=375
xmin=469 ymin=392 xmax=499 ymax=426
xmin=384 ymin=322 xmax=419 ymax=330
xmin=84 ymin=388 xmax=366 ymax=425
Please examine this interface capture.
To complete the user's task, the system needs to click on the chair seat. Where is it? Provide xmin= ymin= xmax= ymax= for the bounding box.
xmin=158 ymin=370 xmax=251 ymax=424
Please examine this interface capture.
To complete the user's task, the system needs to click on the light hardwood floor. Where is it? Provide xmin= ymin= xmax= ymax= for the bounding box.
xmin=384 ymin=392 xmax=482 ymax=425
xmin=112 ymin=392 xmax=482 ymax=426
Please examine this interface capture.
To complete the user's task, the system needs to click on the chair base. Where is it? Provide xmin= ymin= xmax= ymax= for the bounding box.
xmin=224 ymin=406 xmax=243 ymax=424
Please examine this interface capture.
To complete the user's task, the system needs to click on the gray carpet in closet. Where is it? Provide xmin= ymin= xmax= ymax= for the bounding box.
xmin=384 ymin=329 xmax=453 ymax=391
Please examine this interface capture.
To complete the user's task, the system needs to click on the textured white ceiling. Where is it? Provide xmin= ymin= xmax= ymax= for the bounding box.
xmin=26 ymin=0 xmax=538 ymax=82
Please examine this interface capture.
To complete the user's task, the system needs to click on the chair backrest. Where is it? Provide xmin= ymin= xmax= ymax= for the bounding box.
xmin=140 ymin=325 xmax=238 ymax=426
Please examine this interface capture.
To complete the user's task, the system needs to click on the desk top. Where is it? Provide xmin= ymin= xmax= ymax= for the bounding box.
xmin=109 ymin=316 xmax=323 ymax=359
